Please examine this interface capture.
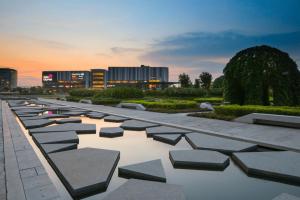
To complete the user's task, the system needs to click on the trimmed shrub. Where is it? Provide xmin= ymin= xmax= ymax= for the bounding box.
xmin=91 ymin=97 xmax=121 ymax=105
xmin=94 ymin=87 xmax=144 ymax=99
xmin=194 ymin=97 xmax=223 ymax=104
xmin=214 ymin=105 xmax=300 ymax=117
xmin=69 ymin=89 xmax=97 ymax=97
xmin=125 ymin=99 xmax=198 ymax=109
xmin=162 ymin=88 xmax=206 ymax=97
xmin=66 ymin=96 xmax=82 ymax=102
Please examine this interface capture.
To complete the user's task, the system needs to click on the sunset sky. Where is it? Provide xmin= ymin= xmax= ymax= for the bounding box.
xmin=0 ymin=0 xmax=299 ymax=86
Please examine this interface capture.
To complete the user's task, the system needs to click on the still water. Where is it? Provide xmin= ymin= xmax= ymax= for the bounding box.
xmin=19 ymin=115 xmax=300 ymax=200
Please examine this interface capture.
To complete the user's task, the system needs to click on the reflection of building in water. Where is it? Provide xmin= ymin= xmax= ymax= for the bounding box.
xmin=0 ymin=68 xmax=17 ymax=91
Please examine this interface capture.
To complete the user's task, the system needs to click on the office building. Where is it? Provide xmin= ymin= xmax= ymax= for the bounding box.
xmin=91 ymin=69 xmax=107 ymax=89
xmin=0 ymin=68 xmax=17 ymax=91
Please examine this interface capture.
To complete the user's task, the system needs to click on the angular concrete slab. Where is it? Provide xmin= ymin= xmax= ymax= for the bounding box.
xmin=120 ymin=119 xmax=159 ymax=131
xmin=272 ymin=193 xmax=300 ymax=200
xmin=86 ymin=112 xmax=107 ymax=119
xmin=119 ymin=159 xmax=166 ymax=182
xmin=102 ymin=179 xmax=186 ymax=200
xmin=63 ymin=111 xmax=87 ymax=116
xmin=40 ymin=143 xmax=77 ymax=155
xmin=29 ymin=123 xmax=96 ymax=135
xmin=48 ymin=148 xmax=120 ymax=198
xmin=153 ymin=134 xmax=182 ymax=145
xmin=100 ymin=127 xmax=124 ymax=138
xmin=232 ymin=151 xmax=300 ymax=185
xmin=253 ymin=114 xmax=300 ymax=129
xmin=19 ymin=115 xmax=48 ymax=121
xmin=15 ymin=109 xmax=42 ymax=115
xmin=21 ymin=119 xmax=55 ymax=129
xmin=17 ymin=113 xmax=38 ymax=117
xmin=146 ymin=126 xmax=190 ymax=137
xmin=42 ymin=113 xmax=69 ymax=119
xmin=32 ymin=131 xmax=79 ymax=144
xmin=55 ymin=118 xmax=82 ymax=124
xmin=185 ymin=132 xmax=257 ymax=154
xmin=104 ymin=115 xmax=129 ymax=122
xmin=169 ymin=150 xmax=229 ymax=170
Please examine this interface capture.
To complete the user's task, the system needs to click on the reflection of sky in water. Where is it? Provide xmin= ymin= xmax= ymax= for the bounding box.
xmin=18 ymin=115 xmax=300 ymax=200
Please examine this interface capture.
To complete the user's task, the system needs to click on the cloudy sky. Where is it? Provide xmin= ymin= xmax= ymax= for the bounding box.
xmin=0 ymin=0 xmax=299 ymax=86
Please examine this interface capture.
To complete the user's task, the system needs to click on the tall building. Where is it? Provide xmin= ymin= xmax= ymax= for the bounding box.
xmin=42 ymin=71 xmax=91 ymax=89
xmin=0 ymin=68 xmax=17 ymax=91
xmin=91 ymin=69 xmax=107 ymax=89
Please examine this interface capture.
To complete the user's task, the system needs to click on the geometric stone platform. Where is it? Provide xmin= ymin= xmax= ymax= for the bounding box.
xmin=185 ymin=132 xmax=257 ymax=154
xmin=40 ymin=143 xmax=78 ymax=155
xmin=118 ymin=159 xmax=166 ymax=182
xmin=146 ymin=126 xmax=190 ymax=137
xmin=253 ymin=114 xmax=300 ymax=129
xmin=29 ymin=123 xmax=96 ymax=135
xmin=48 ymin=148 xmax=120 ymax=198
xmin=153 ymin=134 xmax=182 ymax=145
xmin=86 ymin=112 xmax=107 ymax=119
xmin=42 ymin=114 xmax=69 ymax=119
xmin=232 ymin=151 xmax=300 ymax=185
xmin=102 ymin=179 xmax=186 ymax=200
xmin=55 ymin=118 xmax=82 ymax=124
xmin=63 ymin=111 xmax=88 ymax=116
xmin=120 ymin=120 xmax=159 ymax=131
xmin=104 ymin=115 xmax=129 ymax=122
xmin=169 ymin=150 xmax=230 ymax=170
xmin=99 ymin=127 xmax=124 ymax=138
xmin=21 ymin=119 xmax=55 ymax=129
xmin=32 ymin=131 xmax=79 ymax=144
xmin=272 ymin=193 xmax=300 ymax=200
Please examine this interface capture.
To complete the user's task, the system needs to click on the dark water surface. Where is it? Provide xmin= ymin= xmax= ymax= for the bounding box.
xmin=20 ymin=116 xmax=300 ymax=200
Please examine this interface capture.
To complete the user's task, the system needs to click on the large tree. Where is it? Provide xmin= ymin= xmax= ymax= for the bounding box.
xmin=194 ymin=79 xmax=200 ymax=88
xmin=178 ymin=73 xmax=192 ymax=88
xmin=223 ymin=45 xmax=300 ymax=106
xmin=212 ymin=75 xmax=224 ymax=89
xmin=199 ymin=72 xmax=212 ymax=90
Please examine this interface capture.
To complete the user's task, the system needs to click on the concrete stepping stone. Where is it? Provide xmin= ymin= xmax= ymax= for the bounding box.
xmin=272 ymin=193 xmax=300 ymax=200
xmin=100 ymin=127 xmax=124 ymax=138
xmin=146 ymin=126 xmax=190 ymax=137
xmin=169 ymin=150 xmax=229 ymax=170
xmin=232 ymin=151 xmax=300 ymax=185
xmin=120 ymin=119 xmax=159 ymax=131
xmin=15 ymin=109 xmax=42 ymax=114
xmin=104 ymin=115 xmax=129 ymax=122
xmin=63 ymin=111 xmax=87 ymax=116
xmin=153 ymin=134 xmax=182 ymax=145
xmin=17 ymin=113 xmax=38 ymax=117
xmin=40 ymin=143 xmax=77 ymax=155
xmin=185 ymin=132 xmax=257 ymax=154
xmin=102 ymin=179 xmax=186 ymax=200
xmin=55 ymin=118 xmax=82 ymax=124
xmin=29 ymin=123 xmax=96 ymax=135
xmin=48 ymin=148 xmax=120 ymax=198
xmin=19 ymin=115 xmax=48 ymax=121
xmin=86 ymin=112 xmax=107 ymax=119
xmin=119 ymin=159 xmax=166 ymax=182
xmin=21 ymin=119 xmax=55 ymax=129
xmin=32 ymin=131 xmax=79 ymax=144
xmin=42 ymin=114 xmax=69 ymax=119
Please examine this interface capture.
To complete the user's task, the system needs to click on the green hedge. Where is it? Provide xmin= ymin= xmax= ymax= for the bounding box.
xmin=214 ymin=105 xmax=300 ymax=117
xmin=194 ymin=97 xmax=223 ymax=104
xmin=66 ymin=96 xmax=82 ymax=102
xmin=125 ymin=99 xmax=198 ymax=109
xmin=94 ymin=87 xmax=144 ymax=99
xmin=91 ymin=97 xmax=121 ymax=105
xmin=69 ymin=89 xmax=97 ymax=97
xmin=162 ymin=88 xmax=206 ymax=97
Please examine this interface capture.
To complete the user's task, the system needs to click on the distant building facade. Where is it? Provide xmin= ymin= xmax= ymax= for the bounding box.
xmin=0 ymin=68 xmax=17 ymax=91
xmin=42 ymin=65 xmax=169 ymax=90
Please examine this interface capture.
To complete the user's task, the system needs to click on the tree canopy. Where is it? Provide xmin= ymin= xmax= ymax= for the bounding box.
xmin=223 ymin=45 xmax=300 ymax=106
xmin=199 ymin=72 xmax=212 ymax=90
xmin=178 ymin=73 xmax=192 ymax=88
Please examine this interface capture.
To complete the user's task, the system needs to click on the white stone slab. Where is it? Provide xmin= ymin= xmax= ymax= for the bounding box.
xmin=118 ymin=159 xmax=166 ymax=182
xmin=232 ymin=151 xmax=300 ymax=184
xmin=185 ymin=132 xmax=257 ymax=154
xmin=102 ymin=179 xmax=186 ymax=200
xmin=169 ymin=150 xmax=229 ymax=170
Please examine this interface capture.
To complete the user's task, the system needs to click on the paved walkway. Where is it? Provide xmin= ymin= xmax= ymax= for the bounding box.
xmin=1 ymin=101 xmax=61 ymax=200
xmin=40 ymin=98 xmax=300 ymax=152
xmin=0 ymin=101 xmax=6 ymax=200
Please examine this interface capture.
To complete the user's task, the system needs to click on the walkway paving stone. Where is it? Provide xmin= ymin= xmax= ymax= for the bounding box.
xmin=32 ymin=131 xmax=79 ymax=144
xmin=63 ymin=111 xmax=87 ymax=116
xmin=29 ymin=123 xmax=96 ymax=135
xmin=169 ymin=150 xmax=229 ymax=170
xmin=21 ymin=119 xmax=55 ymax=129
xmin=118 ymin=159 xmax=166 ymax=182
xmin=232 ymin=151 xmax=300 ymax=184
xmin=153 ymin=134 xmax=182 ymax=145
xmin=121 ymin=119 xmax=159 ymax=130
xmin=185 ymin=132 xmax=257 ymax=154
xmin=86 ymin=112 xmax=107 ymax=119
xmin=55 ymin=118 xmax=82 ymax=124
xmin=272 ymin=193 xmax=300 ymax=200
xmin=102 ymin=179 xmax=186 ymax=200
xmin=146 ymin=126 xmax=191 ymax=137
xmin=100 ymin=127 xmax=124 ymax=138
xmin=48 ymin=148 xmax=120 ymax=198
xmin=40 ymin=143 xmax=77 ymax=155
xmin=104 ymin=115 xmax=129 ymax=122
